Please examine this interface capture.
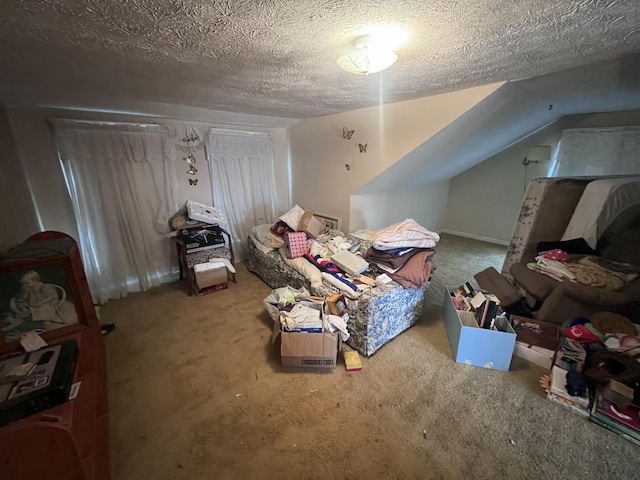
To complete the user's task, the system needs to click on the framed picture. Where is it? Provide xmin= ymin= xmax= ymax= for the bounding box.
xmin=313 ymin=212 xmax=343 ymax=232
xmin=0 ymin=256 xmax=87 ymax=352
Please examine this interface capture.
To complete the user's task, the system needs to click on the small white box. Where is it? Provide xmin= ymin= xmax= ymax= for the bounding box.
xmin=513 ymin=341 xmax=555 ymax=370
xmin=443 ymin=286 xmax=516 ymax=371
xmin=330 ymin=250 xmax=369 ymax=276
xmin=193 ymin=263 xmax=227 ymax=289
xmin=187 ymin=200 xmax=229 ymax=232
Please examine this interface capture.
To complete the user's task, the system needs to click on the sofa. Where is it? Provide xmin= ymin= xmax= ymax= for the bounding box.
xmin=502 ymin=176 xmax=640 ymax=325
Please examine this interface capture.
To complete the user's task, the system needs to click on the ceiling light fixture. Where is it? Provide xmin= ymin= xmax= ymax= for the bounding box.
xmin=337 ymin=35 xmax=398 ymax=75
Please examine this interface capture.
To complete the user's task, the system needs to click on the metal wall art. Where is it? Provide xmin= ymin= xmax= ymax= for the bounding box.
xmin=184 ymin=151 xmax=199 ymax=185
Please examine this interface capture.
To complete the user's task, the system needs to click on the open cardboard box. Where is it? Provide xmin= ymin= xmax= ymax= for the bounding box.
xmin=297 ymin=211 xmax=323 ymax=238
xmin=271 ymin=300 xmax=341 ymax=368
xmin=194 ymin=262 xmax=227 ymax=290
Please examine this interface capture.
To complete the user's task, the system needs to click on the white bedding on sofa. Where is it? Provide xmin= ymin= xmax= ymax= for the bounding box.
xmin=561 ymin=176 xmax=640 ymax=249
xmin=249 ymin=234 xmax=274 ymax=255
xmin=278 ymin=248 xmax=324 ymax=289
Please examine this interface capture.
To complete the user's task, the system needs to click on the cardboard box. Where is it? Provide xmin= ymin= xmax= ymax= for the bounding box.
xmin=194 ymin=263 xmax=227 ymax=290
xmin=272 ymin=321 xmax=340 ymax=368
xmin=443 ymin=286 xmax=516 ymax=371
xmin=510 ymin=315 xmax=559 ymax=351
xmin=298 ymin=211 xmax=323 ymax=238
xmin=513 ymin=341 xmax=555 ymax=369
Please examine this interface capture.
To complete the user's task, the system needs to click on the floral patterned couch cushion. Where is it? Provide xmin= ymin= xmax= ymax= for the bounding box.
xmin=247 ymin=232 xmax=426 ymax=356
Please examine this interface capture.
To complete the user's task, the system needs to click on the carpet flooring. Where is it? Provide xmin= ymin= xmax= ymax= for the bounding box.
xmin=100 ymin=233 xmax=640 ymax=480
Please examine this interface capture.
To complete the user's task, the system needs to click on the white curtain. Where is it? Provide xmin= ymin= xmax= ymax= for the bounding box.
xmin=164 ymin=125 xmax=206 ymax=150
xmin=206 ymin=130 xmax=278 ymax=261
xmin=52 ymin=120 xmax=179 ymax=304
xmin=550 ymin=126 xmax=640 ymax=177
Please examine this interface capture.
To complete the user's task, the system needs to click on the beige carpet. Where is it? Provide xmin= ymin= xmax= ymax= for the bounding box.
xmin=101 ymin=234 xmax=640 ymax=480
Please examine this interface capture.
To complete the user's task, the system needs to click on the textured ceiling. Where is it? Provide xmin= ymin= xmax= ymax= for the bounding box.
xmin=1 ymin=0 xmax=640 ymax=120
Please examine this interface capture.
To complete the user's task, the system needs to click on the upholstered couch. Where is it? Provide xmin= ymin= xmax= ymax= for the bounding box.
xmin=503 ymin=176 xmax=640 ymax=325
xmin=510 ymin=259 xmax=640 ymax=325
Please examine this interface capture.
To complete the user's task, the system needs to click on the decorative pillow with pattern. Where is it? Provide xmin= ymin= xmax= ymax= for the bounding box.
xmin=270 ymin=220 xmax=295 ymax=237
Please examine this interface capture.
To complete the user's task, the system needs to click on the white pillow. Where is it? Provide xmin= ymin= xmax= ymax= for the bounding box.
xmin=250 ymin=235 xmax=274 ymax=255
xmin=279 ymin=204 xmax=305 ymax=230
xmin=251 ymin=224 xmax=274 ymax=250
xmin=279 ymin=248 xmax=323 ymax=289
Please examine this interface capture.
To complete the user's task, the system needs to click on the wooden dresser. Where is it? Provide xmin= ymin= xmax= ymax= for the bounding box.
xmin=0 ymin=232 xmax=110 ymax=480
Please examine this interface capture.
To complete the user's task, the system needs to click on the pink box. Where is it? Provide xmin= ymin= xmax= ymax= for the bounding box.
xmin=284 ymin=231 xmax=309 ymax=259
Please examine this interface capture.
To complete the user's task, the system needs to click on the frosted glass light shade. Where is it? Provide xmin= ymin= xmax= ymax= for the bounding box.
xmin=337 ymin=44 xmax=397 ymax=75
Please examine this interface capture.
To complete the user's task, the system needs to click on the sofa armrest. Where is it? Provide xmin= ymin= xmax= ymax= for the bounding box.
xmin=535 ymin=279 xmax=640 ymax=324
xmin=510 ymin=262 xmax=559 ymax=300
xmin=553 ymin=280 xmax=636 ymax=305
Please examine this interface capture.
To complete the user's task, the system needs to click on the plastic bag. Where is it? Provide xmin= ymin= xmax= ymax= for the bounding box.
xmin=263 ymin=285 xmax=310 ymax=322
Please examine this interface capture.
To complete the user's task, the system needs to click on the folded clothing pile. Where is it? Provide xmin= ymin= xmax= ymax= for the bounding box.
xmin=364 ymin=218 xmax=439 ymax=289
xmin=527 ymin=249 xmax=639 ymax=291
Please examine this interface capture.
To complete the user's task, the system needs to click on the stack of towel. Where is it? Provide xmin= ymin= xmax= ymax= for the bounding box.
xmin=364 ymin=219 xmax=439 ymax=289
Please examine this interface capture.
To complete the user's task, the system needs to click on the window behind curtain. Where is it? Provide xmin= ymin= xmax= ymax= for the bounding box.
xmin=206 ymin=130 xmax=278 ymax=261
xmin=53 ymin=120 xmax=178 ymax=303
xmin=550 ymin=126 xmax=640 ymax=177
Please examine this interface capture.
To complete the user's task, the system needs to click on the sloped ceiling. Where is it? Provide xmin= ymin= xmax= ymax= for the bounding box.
xmin=358 ymin=53 xmax=640 ymax=193
xmin=1 ymin=0 xmax=640 ymax=123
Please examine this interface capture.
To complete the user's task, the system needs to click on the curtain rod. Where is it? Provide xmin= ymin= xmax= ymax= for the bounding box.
xmin=48 ymin=118 xmax=271 ymax=137
xmin=208 ymin=127 xmax=270 ymax=138
xmin=48 ymin=118 xmax=161 ymax=128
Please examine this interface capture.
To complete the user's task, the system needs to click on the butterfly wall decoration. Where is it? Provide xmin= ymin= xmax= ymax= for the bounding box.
xmin=189 ymin=178 xmax=198 ymax=186
xmin=343 ymin=127 xmax=355 ymax=140
xmin=345 ymin=164 xmax=351 ymax=171
xmin=359 ymin=143 xmax=367 ymax=153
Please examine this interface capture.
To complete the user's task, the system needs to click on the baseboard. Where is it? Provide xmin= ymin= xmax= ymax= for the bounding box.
xmin=440 ymin=229 xmax=510 ymax=246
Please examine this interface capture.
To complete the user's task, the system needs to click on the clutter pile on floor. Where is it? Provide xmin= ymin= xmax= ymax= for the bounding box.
xmin=449 ymin=279 xmax=640 ymax=446
xmin=264 ymin=285 xmax=359 ymax=371
xmin=248 ymin=209 xmax=439 ymax=357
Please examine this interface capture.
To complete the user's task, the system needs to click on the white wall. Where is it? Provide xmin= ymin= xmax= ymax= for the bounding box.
xmin=288 ymin=84 xmax=502 ymax=231
xmin=7 ymin=109 xmax=77 ymax=237
xmin=444 ymin=109 xmax=640 ymax=244
xmin=0 ymin=105 xmax=41 ymax=253
xmin=5 ymin=107 xmax=291 ymax=240
xmin=351 ymin=180 xmax=450 ymax=233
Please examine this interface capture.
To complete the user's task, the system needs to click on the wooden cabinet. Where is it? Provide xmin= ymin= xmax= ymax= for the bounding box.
xmin=0 ymin=232 xmax=109 ymax=480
